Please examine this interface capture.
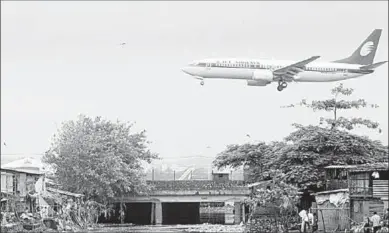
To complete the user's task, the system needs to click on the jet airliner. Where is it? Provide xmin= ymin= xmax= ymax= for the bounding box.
xmin=181 ymin=29 xmax=387 ymax=91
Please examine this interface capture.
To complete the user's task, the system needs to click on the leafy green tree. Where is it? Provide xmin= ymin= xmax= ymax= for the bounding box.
xmin=213 ymin=142 xmax=285 ymax=183
xmin=271 ymin=124 xmax=387 ymax=190
xmin=214 ymin=125 xmax=387 ymax=191
xmin=43 ymin=115 xmax=158 ymax=204
xmin=282 ymin=83 xmax=381 ymax=132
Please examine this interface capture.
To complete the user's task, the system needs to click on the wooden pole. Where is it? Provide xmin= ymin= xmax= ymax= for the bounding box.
xmin=320 ymin=209 xmax=326 ymax=233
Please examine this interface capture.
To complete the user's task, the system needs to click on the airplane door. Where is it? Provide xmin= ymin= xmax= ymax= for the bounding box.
xmin=206 ymin=63 xmax=211 ymax=70
xmin=343 ymin=69 xmax=348 ymax=77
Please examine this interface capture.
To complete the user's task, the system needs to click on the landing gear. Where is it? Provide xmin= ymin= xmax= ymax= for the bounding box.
xmin=200 ymin=80 xmax=204 ymax=86
xmin=277 ymin=81 xmax=288 ymax=91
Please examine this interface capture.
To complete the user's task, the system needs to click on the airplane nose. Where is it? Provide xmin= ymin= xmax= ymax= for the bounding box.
xmin=181 ymin=67 xmax=192 ymax=75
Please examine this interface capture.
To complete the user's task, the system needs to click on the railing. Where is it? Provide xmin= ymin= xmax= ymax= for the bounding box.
xmin=349 ymin=186 xmax=373 ymax=197
xmin=326 ymin=179 xmax=349 ymax=191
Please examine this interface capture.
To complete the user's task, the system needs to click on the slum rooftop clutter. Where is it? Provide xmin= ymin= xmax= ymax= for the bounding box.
xmin=1 ymin=157 xmax=55 ymax=175
xmin=348 ymin=162 xmax=389 ymax=172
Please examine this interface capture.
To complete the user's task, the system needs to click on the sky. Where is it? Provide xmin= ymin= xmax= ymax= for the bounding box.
xmin=1 ymin=1 xmax=388 ymax=167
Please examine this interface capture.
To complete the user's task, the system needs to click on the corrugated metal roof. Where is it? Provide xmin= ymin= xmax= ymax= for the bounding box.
xmin=324 ymin=165 xmax=358 ymax=169
xmin=349 ymin=163 xmax=389 ymax=172
xmin=0 ymin=167 xmax=44 ymax=175
xmin=313 ymin=189 xmax=349 ymax=196
xmin=46 ymin=187 xmax=84 ymax=198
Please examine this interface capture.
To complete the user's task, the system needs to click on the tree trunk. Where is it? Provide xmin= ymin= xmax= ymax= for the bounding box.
xmin=120 ymin=196 xmax=124 ymax=224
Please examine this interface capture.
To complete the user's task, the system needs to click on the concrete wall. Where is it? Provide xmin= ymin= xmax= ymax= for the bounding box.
xmin=147 ymin=180 xmax=246 ymax=191
xmin=112 ymin=180 xmax=250 ymax=225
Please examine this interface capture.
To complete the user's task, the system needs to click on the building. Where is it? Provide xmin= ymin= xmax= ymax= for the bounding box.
xmin=312 ymin=163 xmax=389 ymax=231
xmin=311 ymin=165 xmax=360 ymax=232
xmin=1 ymin=157 xmax=83 ymax=216
xmin=348 ymin=163 xmax=389 ymax=223
xmin=1 ymin=167 xmax=45 ymax=213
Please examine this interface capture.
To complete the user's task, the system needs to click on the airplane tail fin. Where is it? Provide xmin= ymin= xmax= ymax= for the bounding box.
xmin=333 ymin=29 xmax=382 ymax=65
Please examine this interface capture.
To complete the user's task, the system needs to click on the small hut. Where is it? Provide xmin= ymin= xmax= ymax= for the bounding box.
xmin=348 ymin=163 xmax=389 ymax=223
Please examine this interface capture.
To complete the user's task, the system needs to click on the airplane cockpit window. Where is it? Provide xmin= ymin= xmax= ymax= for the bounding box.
xmin=189 ymin=61 xmax=199 ymax=66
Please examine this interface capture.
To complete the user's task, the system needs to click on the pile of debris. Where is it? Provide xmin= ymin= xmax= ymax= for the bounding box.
xmin=1 ymin=208 xmax=84 ymax=232
xmin=186 ymin=223 xmax=245 ymax=232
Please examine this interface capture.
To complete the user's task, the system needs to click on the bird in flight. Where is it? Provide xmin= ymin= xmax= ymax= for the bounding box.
xmin=119 ymin=42 xmax=126 ymax=47
xmin=3 ymin=142 xmax=6 ymax=146
xmin=246 ymin=134 xmax=251 ymax=138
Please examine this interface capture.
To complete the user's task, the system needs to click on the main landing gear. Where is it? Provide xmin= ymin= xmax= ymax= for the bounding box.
xmin=277 ymin=81 xmax=288 ymax=91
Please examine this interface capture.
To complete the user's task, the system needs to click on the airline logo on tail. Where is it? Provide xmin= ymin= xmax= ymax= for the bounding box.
xmin=360 ymin=41 xmax=375 ymax=56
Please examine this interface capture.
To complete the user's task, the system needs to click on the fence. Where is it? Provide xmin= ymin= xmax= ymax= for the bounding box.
xmin=311 ymin=206 xmax=350 ymax=232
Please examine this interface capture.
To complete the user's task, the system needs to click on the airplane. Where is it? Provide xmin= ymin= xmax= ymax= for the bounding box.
xmin=181 ymin=29 xmax=387 ymax=91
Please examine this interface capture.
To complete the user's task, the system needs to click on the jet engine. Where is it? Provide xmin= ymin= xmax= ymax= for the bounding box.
xmin=247 ymin=80 xmax=269 ymax=86
xmin=252 ymin=70 xmax=274 ymax=82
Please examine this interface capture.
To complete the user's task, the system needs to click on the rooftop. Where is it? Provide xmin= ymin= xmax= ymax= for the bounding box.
xmin=324 ymin=165 xmax=358 ymax=169
xmin=349 ymin=163 xmax=389 ymax=172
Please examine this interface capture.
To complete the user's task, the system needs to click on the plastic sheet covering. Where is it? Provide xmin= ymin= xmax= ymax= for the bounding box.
xmin=316 ymin=191 xmax=349 ymax=207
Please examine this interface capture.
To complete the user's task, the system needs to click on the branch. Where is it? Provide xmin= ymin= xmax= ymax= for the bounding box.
xmin=323 ymin=117 xmax=381 ymax=132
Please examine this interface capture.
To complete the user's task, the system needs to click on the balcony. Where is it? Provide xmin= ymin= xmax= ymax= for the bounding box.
xmin=349 ymin=186 xmax=373 ymax=197
xmin=349 ymin=180 xmax=388 ymax=198
xmin=326 ymin=179 xmax=348 ymax=191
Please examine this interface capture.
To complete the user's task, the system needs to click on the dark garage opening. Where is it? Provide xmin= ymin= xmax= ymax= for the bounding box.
xmin=125 ymin=203 xmax=152 ymax=225
xmin=163 ymin=202 xmax=200 ymax=225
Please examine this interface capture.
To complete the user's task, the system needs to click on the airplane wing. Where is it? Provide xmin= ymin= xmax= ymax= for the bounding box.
xmin=273 ymin=56 xmax=320 ymax=81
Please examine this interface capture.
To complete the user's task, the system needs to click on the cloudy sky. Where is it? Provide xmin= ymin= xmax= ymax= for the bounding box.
xmin=1 ymin=1 xmax=388 ymax=165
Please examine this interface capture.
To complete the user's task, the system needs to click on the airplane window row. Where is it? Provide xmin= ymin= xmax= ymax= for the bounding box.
xmin=211 ymin=63 xmax=283 ymax=69
xmin=197 ymin=62 xmax=345 ymax=73
xmin=307 ymin=67 xmax=341 ymax=72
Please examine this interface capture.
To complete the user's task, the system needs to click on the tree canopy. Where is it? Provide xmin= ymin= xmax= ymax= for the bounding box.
xmin=282 ymin=83 xmax=381 ymax=132
xmin=214 ymin=84 xmax=387 ymax=191
xmin=43 ymin=115 xmax=158 ymax=203
xmin=213 ymin=124 xmax=387 ymax=191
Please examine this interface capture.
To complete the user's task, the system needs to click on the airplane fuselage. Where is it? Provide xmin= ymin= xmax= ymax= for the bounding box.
xmin=182 ymin=29 xmax=385 ymax=91
xmin=182 ymin=58 xmax=372 ymax=83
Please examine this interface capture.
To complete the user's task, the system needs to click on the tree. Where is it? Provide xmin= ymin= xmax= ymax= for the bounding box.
xmin=43 ymin=115 xmax=158 ymax=205
xmin=213 ymin=124 xmax=387 ymax=191
xmin=271 ymin=124 xmax=387 ymax=190
xmin=282 ymin=83 xmax=381 ymax=132
xmin=212 ymin=142 xmax=285 ymax=183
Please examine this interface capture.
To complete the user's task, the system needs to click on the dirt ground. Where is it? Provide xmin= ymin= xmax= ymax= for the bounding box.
xmin=89 ymin=224 xmax=245 ymax=233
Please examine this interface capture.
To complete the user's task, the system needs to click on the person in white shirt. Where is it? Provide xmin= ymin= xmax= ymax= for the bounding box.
xmin=370 ymin=212 xmax=381 ymax=233
xmin=299 ymin=209 xmax=309 ymax=233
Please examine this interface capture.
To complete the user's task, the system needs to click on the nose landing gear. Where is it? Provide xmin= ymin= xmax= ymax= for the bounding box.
xmin=277 ymin=81 xmax=288 ymax=91
xmin=200 ymin=80 xmax=204 ymax=86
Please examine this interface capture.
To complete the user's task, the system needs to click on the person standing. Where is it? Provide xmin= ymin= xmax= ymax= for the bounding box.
xmin=311 ymin=213 xmax=318 ymax=232
xmin=384 ymin=208 xmax=389 ymax=226
xmin=370 ymin=212 xmax=381 ymax=233
xmin=299 ymin=209 xmax=309 ymax=233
